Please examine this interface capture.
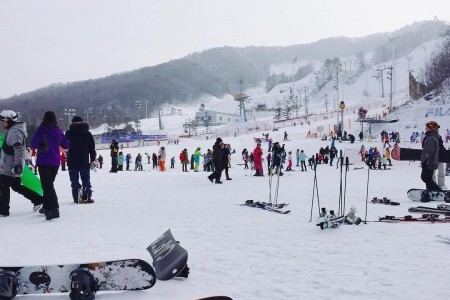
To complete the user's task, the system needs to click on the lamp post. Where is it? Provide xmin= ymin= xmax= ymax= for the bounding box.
xmin=339 ymin=101 xmax=346 ymax=136
xmin=64 ymin=108 xmax=76 ymax=129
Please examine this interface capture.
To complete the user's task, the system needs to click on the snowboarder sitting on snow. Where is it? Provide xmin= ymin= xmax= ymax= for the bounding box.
xmin=420 ymin=121 xmax=443 ymax=191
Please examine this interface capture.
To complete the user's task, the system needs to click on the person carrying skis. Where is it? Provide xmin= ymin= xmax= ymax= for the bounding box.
xmin=421 ymin=121 xmax=443 ymax=191
xmin=64 ymin=116 xmax=96 ymax=205
xmin=0 ymin=110 xmax=44 ymax=217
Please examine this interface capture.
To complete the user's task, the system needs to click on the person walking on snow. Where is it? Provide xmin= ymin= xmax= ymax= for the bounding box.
xmin=0 ymin=110 xmax=44 ymax=217
xmin=64 ymin=116 xmax=96 ymax=205
xmin=32 ymin=111 xmax=70 ymax=220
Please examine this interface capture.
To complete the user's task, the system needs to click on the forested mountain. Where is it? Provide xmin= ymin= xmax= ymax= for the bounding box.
xmin=0 ymin=20 xmax=442 ymax=128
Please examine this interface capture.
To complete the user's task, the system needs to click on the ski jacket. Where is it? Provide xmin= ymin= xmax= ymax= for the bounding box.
xmin=110 ymin=140 xmax=119 ymax=157
xmin=32 ymin=123 xmax=69 ymax=167
xmin=421 ymin=130 xmax=441 ymax=170
xmin=65 ymin=121 xmax=96 ymax=169
xmin=0 ymin=122 xmax=28 ymax=177
xmin=193 ymin=149 xmax=202 ymax=163
xmin=181 ymin=150 xmax=189 ymax=164
xmin=212 ymin=142 xmax=223 ymax=161
xmin=159 ymin=148 xmax=166 ymax=161
xmin=118 ymin=154 xmax=124 ymax=165
xmin=253 ymin=146 xmax=263 ymax=164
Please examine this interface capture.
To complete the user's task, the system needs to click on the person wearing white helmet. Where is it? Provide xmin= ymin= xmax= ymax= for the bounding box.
xmin=0 ymin=110 xmax=44 ymax=217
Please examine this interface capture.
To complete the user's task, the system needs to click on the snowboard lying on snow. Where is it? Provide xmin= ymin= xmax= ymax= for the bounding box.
xmin=0 ymin=229 xmax=193 ymax=299
xmin=407 ymin=189 xmax=450 ymax=202
xmin=0 ymin=258 xmax=156 ymax=297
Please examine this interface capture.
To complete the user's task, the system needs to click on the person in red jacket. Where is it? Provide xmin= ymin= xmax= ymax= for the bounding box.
xmin=60 ymin=151 xmax=67 ymax=171
xmin=253 ymin=143 xmax=264 ymax=176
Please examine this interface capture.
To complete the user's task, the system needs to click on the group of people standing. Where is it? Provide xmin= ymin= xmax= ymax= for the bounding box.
xmin=0 ymin=111 xmax=96 ymax=220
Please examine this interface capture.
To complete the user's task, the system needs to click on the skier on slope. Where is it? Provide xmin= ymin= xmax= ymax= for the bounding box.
xmin=421 ymin=121 xmax=444 ymax=191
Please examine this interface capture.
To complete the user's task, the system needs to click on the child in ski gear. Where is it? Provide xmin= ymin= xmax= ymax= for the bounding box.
xmin=64 ymin=116 xmax=96 ymax=205
xmin=170 ymin=156 xmax=175 ymax=168
xmin=60 ymin=151 xmax=67 ymax=171
xmin=286 ymin=151 xmax=293 ymax=171
xmin=32 ymin=111 xmax=70 ymax=220
xmin=117 ymin=152 xmax=124 ymax=171
xmin=0 ymin=110 xmax=44 ymax=217
xmin=242 ymin=149 xmax=249 ymax=169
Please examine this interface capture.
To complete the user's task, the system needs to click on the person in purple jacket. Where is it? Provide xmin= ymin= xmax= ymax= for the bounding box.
xmin=31 ymin=111 xmax=70 ymax=220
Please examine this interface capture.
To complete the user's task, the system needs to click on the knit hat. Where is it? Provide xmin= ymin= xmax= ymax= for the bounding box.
xmin=72 ymin=116 xmax=83 ymax=123
xmin=216 ymin=137 xmax=222 ymax=143
xmin=426 ymin=120 xmax=439 ymax=130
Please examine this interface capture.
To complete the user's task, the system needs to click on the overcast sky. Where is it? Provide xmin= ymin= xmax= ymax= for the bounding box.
xmin=1 ymin=0 xmax=449 ymax=98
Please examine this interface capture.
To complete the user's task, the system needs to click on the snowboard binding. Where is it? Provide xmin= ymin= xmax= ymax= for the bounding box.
xmin=0 ymin=270 xmax=18 ymax=300
xmin=69 ymin=268 xmax=98 ymax=300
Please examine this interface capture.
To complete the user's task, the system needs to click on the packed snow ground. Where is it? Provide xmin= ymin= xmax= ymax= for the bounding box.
xmin=1 ymin=127 xmax=450 ymax=300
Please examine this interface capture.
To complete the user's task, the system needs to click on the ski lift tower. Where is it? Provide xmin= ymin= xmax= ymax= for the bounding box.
xmin=234 ymin=79 xmax=249 ymax=122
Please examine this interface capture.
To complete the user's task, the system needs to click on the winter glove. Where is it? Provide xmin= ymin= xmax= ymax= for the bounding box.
xmin=90 ymin=161 xmax=96 ymax=170
xmin=13 ymin=164 xmax=23 ymax=175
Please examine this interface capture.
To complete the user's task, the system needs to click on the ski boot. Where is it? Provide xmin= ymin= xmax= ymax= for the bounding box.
xmin=69 ymin=268 xmax=97 ymax=300
xmin=0 ymin=270 xmax=18 ymax=300
xmin=345 ymin=206 xmax=362 ymax=225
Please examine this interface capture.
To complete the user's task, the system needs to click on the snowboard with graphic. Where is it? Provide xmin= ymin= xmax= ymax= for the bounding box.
xmin=1 ymin=258 xmax=156 ymax=296
xmin=407 ymin=189 xmax=450 ymax=202
xmin=391 ymin=147 xmax=450 ymax=163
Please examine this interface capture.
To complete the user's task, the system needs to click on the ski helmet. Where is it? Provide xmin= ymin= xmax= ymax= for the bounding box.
xmin=0 ymin=110 xmax=18 ymax=122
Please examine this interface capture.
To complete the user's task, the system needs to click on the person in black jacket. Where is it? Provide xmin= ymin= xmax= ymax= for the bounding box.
xmin=109 ymin=139 xmax=119 ymax=173
xmin=65 ymin=116 xmax=96 ymax=203
xmin=207 ymin=138 xmax=224 ymax=184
